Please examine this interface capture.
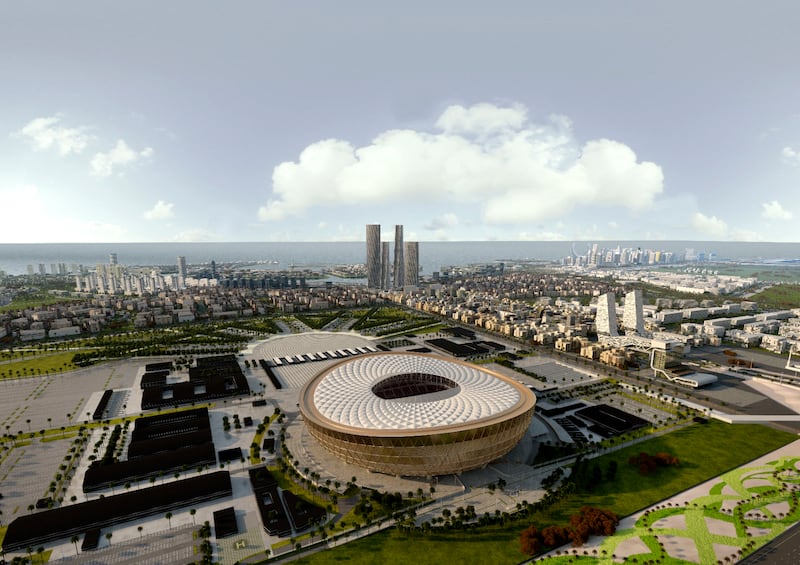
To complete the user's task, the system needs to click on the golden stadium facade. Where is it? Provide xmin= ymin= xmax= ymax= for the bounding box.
xmin=298 ymin=352 xmax=536 ymax=476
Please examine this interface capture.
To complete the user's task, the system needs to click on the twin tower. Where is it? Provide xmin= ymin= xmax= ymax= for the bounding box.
xmin=366 ymin=224 xmax=419 ymax=289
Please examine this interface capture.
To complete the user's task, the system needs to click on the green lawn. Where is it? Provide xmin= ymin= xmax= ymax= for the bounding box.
xmin=0 ymin=292 xmax=82 ymax=314
xmin=745 ymin=284 xmax=800 ymax=310
xmin=0 ymin=351 xmax=82 ymax=378
xmin=285 ymin=421 xmax=795 ymax=565
xmin=536 ymin=421 xmax=796 ymax=525
xmin=292 ymin=528 xmax=519 ymax=565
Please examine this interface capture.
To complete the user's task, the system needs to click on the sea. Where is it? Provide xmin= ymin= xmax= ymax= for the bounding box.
xmin=1 ymin=241 xmax=799 ymax=277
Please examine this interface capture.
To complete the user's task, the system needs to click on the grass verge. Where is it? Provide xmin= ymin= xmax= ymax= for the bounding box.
xmin=285 ymin=421 xmax=795 ymax=565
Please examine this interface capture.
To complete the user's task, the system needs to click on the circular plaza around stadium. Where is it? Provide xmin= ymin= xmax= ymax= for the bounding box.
xmin=299 ymin=352 xmax=537 ymax=476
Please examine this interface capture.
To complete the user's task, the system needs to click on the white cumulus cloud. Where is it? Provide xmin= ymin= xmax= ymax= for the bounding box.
xmin=782 ymin=146 xmax=800 ymax=163
xmin=691 ymin=212 xmax=728 ymax=237
xmin=434 ymin=103 xmax=528 ymax=136
xmin=144 ymin=200 xmax=175 ymax=220
xmin=15 ymin=115 xmax=93 ymax=155
xmin=258 ymin=102 xmax=664 ymax=225
xmin=761 ymin=200 xmax=793 ymax=220
xmin=90 ymin=140 xmax=154 ymax=177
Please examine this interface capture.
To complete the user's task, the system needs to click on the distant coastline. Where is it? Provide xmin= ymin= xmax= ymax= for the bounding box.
xmin=1 ymin=240 xmax=798 ymax=276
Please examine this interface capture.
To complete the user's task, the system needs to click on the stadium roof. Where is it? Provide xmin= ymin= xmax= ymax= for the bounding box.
xmin=306 ymin=353 xmax=523 ymax=431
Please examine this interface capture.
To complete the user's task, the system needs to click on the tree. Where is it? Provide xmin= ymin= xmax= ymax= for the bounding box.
xmin=105 ymin=532 xmax=112 ymax=546
xmin=166 ymin=512 xmax=173 ymax=528
xmin=71 ymin=534 xmax=80 ymax=555
xmin=138 ymin=525 xmax=144 ymax=538
xmin=190 ymin=508 xmax=197 ymax=525
xmin=520 ymin=525 xmax=542 ymax=555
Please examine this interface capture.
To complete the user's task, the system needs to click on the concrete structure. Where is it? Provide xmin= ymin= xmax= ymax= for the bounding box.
xmin=393 ymin=224 xmax=404 ymax=289
xmin=404 ymin=241 xmax=419 ymax=287
xmin=299 ymin=352 xmax=536 ymax=476
xmin=623 ymin=289 xmax=645 ymax=336
xmin=381 ymin=241 xmax=391 ymax=290
xmin=596 ymin=292 xmax=619 ymax=336
xmin=365 ymin=224 xmax=381 ymax=288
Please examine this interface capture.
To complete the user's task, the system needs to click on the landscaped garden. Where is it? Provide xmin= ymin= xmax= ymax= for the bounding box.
xmin=284 ymin=421 xmax=796 ymax=565
xmin=532 ymin=442 xmax=800 ymax=564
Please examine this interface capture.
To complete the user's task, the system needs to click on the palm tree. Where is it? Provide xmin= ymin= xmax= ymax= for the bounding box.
xmin=190 ymin=508 xmax=197 ymax=525
xmin=71 ymin=534 xmax=80 ymax=555
xmin=138 ymin=525 xmax=144 ymax=538
xmin=166 ymin=512 xmax=173 ymax=528
xmin=105 ymin=532 xmax=112 ymax=546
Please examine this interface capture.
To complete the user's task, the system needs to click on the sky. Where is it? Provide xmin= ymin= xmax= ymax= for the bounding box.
xmin=1 ymin=1 xmax=799 ymax=244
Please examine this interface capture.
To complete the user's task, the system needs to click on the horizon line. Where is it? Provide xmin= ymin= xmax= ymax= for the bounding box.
xmin=1 ymin=239 xmax=799 ymax=245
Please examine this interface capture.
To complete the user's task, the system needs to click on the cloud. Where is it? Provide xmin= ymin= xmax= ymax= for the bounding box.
xmin=258 ymin=102 xmax=664 ymax=225
xmin=691 ymin=212 xmax=727 ymax=237
xmin=424 ymin=213 xmax=459 ymax=230
xmin=434 ymin=103 xmax=528 ymax=136
xmin=143 ymin=200 xmax=175 ymax=220
xmin=761 ymin=200 xmax=793 ymax=221
xmin=15 ymin=115 xmax=93 ymax=155
xmin=90 ymin=140 xmax=154 ymax=177
xmin=782 ymin=146 xmax=800 ymax=163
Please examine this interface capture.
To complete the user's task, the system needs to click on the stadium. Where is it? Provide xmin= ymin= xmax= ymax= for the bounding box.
xmin=299 ymin=352 xmax=536 ymax=476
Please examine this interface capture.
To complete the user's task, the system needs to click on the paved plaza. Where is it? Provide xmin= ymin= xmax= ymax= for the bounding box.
xmin=2 ymin=331 xmax=799 ymax=564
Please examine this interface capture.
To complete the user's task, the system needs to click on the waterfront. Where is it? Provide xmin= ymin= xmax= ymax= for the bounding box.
xmin=2 ymin=241 xmax=800 ymax=276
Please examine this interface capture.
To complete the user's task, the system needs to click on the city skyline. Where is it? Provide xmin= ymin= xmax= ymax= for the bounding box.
xmin=366 ymin=223 xmax=418 ymax=290
xmin=2 ymin=3 xmax=799 ymax=244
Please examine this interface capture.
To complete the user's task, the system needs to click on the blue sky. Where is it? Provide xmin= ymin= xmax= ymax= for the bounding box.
xmin=2 ymin=2 xmax=799 ymax=243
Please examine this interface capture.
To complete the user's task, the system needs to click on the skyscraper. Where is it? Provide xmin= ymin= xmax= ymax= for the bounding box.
xmin=404 ymin=241 xmax=419 ymax=286
xmin=381 ymin=242 xmax=391 ymax=290
xmin=393 ymin=225 xmax=404 ymax=289
xmin=623 ymin=289 xmax=645 ymax=336
xmin=596 ymin=292 xmax=619 ymax=336
xmin=109 ymin=253 xmax=118 ymax=265
xmin=366 ymin=224 xmax=381 ymax=288
xmin=177 ymin=256 xmax=187 ymax=278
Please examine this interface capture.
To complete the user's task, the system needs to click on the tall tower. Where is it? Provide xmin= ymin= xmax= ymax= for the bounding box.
xmin=381 ymin=242 xmax=391 ymax=290
xmin=595 ymin=292 xmax=619 ymax=336
xmin=109 ymin=253 xmax=118 ymax=265
xmin=623 ymin=289 xmax=645 ymax=336
xmin=177 ymin=256 xmax=187 ymax=278
xmin=404 ymin=241 xmax=419 ymax=286
xmin=393 ymin=225 xmax=404 ymax=289
xmin=366 ymin=224 xmax=381 ymax=288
